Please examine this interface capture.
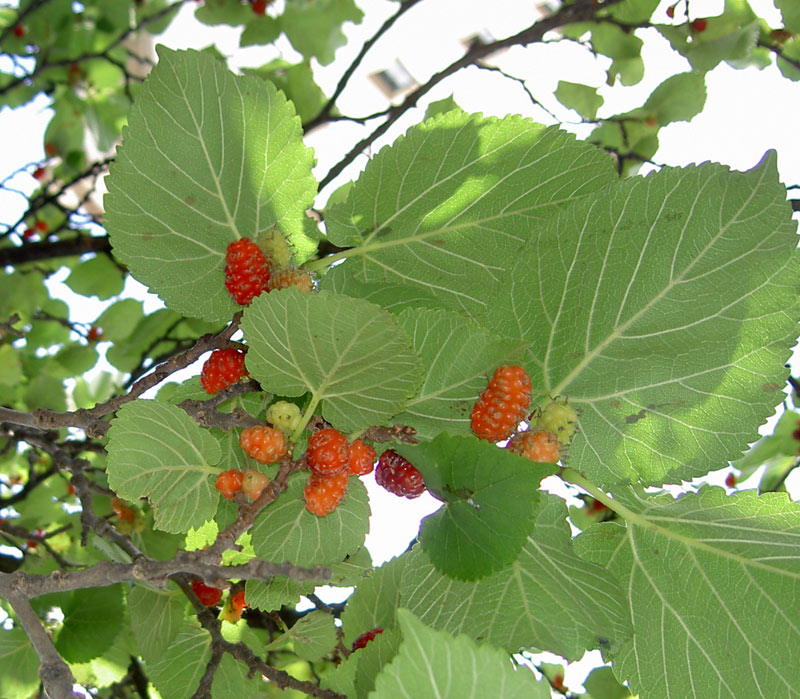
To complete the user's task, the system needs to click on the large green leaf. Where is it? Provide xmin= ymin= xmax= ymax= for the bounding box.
xmin=395 ymin=435 xmax=553 ymax=580
xmin=251 ymin=472 xmax=370 ymax=567
xmin=321 ymin=111 xmax=616 ymax=321
xmin=55 ymin=585 xmax=124 ymax=663
xmin=575 ymin=487 xmax=800 ymax=698
xmin=105 ymin=47 xmax=316 ymax=322
xmin=241 ymin=289 xmax=422 ymax=432
xmin=401 ymin=494 xmax=631 ymax=660
xmin=106 ymin=400 xmax=221 ymax=533
xmin=487 ymin=152 xmax=799 ymax=486
xmin=371 ymin=610 xmax=550 ymax=698
xmin=128 ymin=583 xmax=188 ymax=665
xmin=392 ymin=308 xmax=527 ymax=439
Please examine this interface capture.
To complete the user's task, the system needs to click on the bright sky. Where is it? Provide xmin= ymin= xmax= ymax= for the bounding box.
xmin=1 ymin=0 xmax=799 ymax=692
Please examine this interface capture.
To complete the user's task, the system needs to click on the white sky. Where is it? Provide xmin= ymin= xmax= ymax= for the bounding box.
xmin=1 ymin=0 xmax=799 ymax=692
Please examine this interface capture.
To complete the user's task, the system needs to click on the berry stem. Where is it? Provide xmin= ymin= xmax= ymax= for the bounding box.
xmin=291 ymin=395 xmax=321 ymax=444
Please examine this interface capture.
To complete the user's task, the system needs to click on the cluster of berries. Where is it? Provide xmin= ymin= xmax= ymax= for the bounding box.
xmin=303 ymin=429 xmax=377 ymax=516
xmin=190 ymin=581 xmax=248 ymax=622
xmin=215 ymin=425 xmax=286 ymax=500
xmin=224 ymin=237 xmax=314 ymax=306
xmin=470 ymin=365 xmax=578 ymax=464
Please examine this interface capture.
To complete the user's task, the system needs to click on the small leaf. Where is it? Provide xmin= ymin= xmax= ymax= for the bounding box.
xmin=370 ymin=610 xmax=551 ymax=698
xmin=395 ymin=434 xmax=554 ymax=580
xmin=280 ymin=0 xmax=364 ymax=65
xmin=283 ymin=610 xmax=337 ymax=662
xmin=555 ymin=80 xmax=604 ymax=120
xmin=128 ymin=583 xmax=188 ymax=665
xmin=643 ymin=72 xmax=706 ymax=125
xmin=0 ymin=627 xmax=40 ymax=699
xmin=55 ymin=585 xmax=124 ymax=663
xmin=241 ymin=289 xmax=422 ymax=432
xmin=251 ymin=472 xmax=370 ymax=567
xmin=106 ymin=400 xmax=221 ymax=533
xmin=147 ymin=621 xmax=211 ymax=699
xmin=65 ymin=254 xmax=125 ymax=299
xmin=246 ymin=577 xmax=311 ymax=611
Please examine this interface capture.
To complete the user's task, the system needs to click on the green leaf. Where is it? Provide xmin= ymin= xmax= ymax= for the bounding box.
xmin=583 ymin=666 xmax=631 ymax=698
xmin=776 ymin=0 xmax=800 ymax=32
xmin=240 ymin=15 xmax=282 ymax=48
xmin=246 ymin=577 xmax=311 ymax=611
xmin=370 ymin=609 xmax=550 ymax=698
xmin=0 ymin=345 xmax=22 ymax=390
xmin=106 ymin=400 xmax=221 ymax=533
xmin=321 ymin=112 xmax=616 ymax=321
xmin=423 ymin=95 xmax=461 ymax=121
xmin=392 ymin=308 xmax=527 ymax=439
xmin=608 ymin=0 xmax=659 ymax=23
xmin=0 ymin=627 xmax=40 ymax=699
xmin=55 ymin=585 xmax=124 ymax=663
xmin=251 ymin=472 xmax=370 ymax=567
xmin=402 ymin=494 xmax=631 ymax=660
xmin=281 ymin=0 xmax=364 ymax=66
xmin=65 ymin=254 xmax=124 ymax=300
xmin=128 ymin=583 xmax=188 ymax=665
xmin=267 ymin=610 xmax=336 ymax=662
xmin=95 ymin=298 xmax=144 ymax=342
xmin=574 ymin=487 xmax=800 ymax=698
xmin=642 ymin=72 xmax=706 ymax=124
xmin=105 ymin=47 xmax=317 ymax=322
xmin=194 ymin=0 xmax=254 ymax=26
xmin=777 ymin=37 xmax=800 ymax=81
xmin=555 ymin=80 xmax=604 ymax=120
xmin=25 ymin=373 xmax=67 ymax=411
xmin=147 ymin=621 xmax=211 ymax=699
xmin=341 ymin=555 xmax=407 ymax=647
xmin=487 ymin=151 xmax=800 ymax=487
xmin=734 ymin=409 xmax=800 ymax=477
xmin=395 ymin=434 xmax=553 ymax=580
xmin=241 ymin=289 xmax=422 ymax=432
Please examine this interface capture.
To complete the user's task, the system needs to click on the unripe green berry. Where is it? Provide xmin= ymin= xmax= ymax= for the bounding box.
xmin=266 ymin=400 xmax=302 ymax=435
xmin=534 ymin=396 xmax=578 ymax=445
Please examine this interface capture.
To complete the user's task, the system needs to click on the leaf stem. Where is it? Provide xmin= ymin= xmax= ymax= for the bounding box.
xmin=305 ymin=248 xmax=355 ymax=272
xmin=292 ymin=395 xmax=321 ymax=443
xmin=560 ymin=468 xmax=648 ymax=528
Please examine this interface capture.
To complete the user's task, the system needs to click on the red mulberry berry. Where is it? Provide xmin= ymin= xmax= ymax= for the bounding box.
xmin=725 ymin=473 xmax=737 ymax=488
xmin=307 ymin=428 xmax=350 ymax=476
xmin=304 ymin=471 xmax=349 ymax=516
xmin=352 ymin=627 xmax=383 ymax=651
xmin=191 ymin=579 xmax=222 ymax=606
xmin=691 ymin=17 xmax=707 ymax=32
xmin=225 ymin=238 xmax=271 ymax=305
xmin=200 ymin=348 xmax=248 ymax=394
xmin=239 ymin=426 xmax=287 ymax=464
xmin=376 ymin=449 xmax=425 ymax=498
xmin=507 ymin=430 xmax=560 ymax=463
xmin=349 ymin=439 xmax=376 ymax=476
xmin=215 ymin=469 xmax=244 ymax=499
xmin=470 ymin=366 xmax=532 ymax=442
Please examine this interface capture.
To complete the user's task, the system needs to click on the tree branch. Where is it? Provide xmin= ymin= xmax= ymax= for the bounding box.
xmin=0 ymin=584 xmax=79 ymax=699
xmin=304 ymin=0 xmax=425 ymax=131
xmin=318 ymin=0 xmax=618 ymax=190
